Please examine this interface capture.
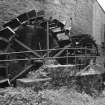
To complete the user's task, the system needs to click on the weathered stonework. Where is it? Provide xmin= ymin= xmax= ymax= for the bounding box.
xmin=43 ymin=0 xmax=93 ymax=35
xmin=0 ymin=0 xmax=105 ymax=45
xmin=0 ymin=0 xmax=93 ymax=35
xmin=0 ymin=0 xmax=42 ymax=29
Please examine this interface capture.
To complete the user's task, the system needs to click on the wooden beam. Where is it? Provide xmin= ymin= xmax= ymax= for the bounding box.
xmin=10 ymin=65 xmax=33 ymax=83
xmin=54 ymin=44 xmax=70 ymax=57
xmin=15 ymin=38 xmax=42 ymax=58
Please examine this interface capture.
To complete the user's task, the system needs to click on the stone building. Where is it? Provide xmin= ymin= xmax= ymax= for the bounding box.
xmin=93 ymin=0 xmax=105 ymax=45
xmin=0 ymin=0 xmax=105 ymax=45
xmin=43 ymin=0 xmax=105 ymax=45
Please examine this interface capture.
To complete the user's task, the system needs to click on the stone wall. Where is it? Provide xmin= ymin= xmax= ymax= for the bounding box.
xmin=93 ymin=0 xmax=105 ymax=45
xmin=0 ymin=0 xmax=43 ymax=29
xmin=43 ymin=0 xmax=93 ymax=35
xmin=0 ymin=0 xmax=93 ymax=35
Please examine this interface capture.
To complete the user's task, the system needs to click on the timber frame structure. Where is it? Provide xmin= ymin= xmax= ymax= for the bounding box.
xmin=0 ymin=10 xmax=98 ymax=83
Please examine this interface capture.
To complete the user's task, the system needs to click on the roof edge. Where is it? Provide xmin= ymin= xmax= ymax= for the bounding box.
xmin=96 ymin=0 xmax=105 ymax=14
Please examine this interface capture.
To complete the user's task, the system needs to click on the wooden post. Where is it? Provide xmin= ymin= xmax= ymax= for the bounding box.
xmin=75 ymin=48 xmax=76 ymax=66
xmin=47 ymin=21 xmax=49 ymax=58
xmin=66 ymin=49 xmax=69 ymax=64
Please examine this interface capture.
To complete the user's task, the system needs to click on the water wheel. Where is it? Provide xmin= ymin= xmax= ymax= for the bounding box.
xmin=0 ymin=10 xmax=98 ymax=81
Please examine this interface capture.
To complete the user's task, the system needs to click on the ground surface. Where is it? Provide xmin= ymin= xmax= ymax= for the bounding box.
xmin=0 ymin=87 xmax=105 ymax=105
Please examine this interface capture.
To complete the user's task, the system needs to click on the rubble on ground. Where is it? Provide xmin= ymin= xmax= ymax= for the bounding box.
xmin=0 ymin=86 xmax=105 ymax=105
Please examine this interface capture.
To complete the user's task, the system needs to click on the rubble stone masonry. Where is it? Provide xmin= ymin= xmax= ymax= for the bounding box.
xmin=0 ymin=0 xmax=93 ymax=35
xmin=43 ymin=0 xmax=93 ymax=35
xmin=0 ymin=0 xmax=105 ymax=45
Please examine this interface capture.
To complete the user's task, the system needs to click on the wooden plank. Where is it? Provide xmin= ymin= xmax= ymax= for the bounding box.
xmin=76 ymin=64 xmax=105 ymax=76
xmin=17 ymin=78 xmax=51 ymax=83
xmin=10 ymin=65 xmax=33 ymax=83
xmin=46 ymin=64 xmax=75 ymax=68
xmin=6 ymin=27 xmax=42 ymax=58
xmin=0 ymin=79 xmax=10 ymax=88
xmin=15 ymin=39 xmax=42 ymax=58
xmin=0 ymin=79 xmax=9 ymax=83
xmin=16 ymin=78 xmax=51 ymax=87
xmin=54 ymin=44 xmax=70 ymax=57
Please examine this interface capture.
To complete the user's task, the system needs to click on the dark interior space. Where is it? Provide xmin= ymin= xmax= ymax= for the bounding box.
xmin=0 ymin=67 xmax=7 ymax=79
